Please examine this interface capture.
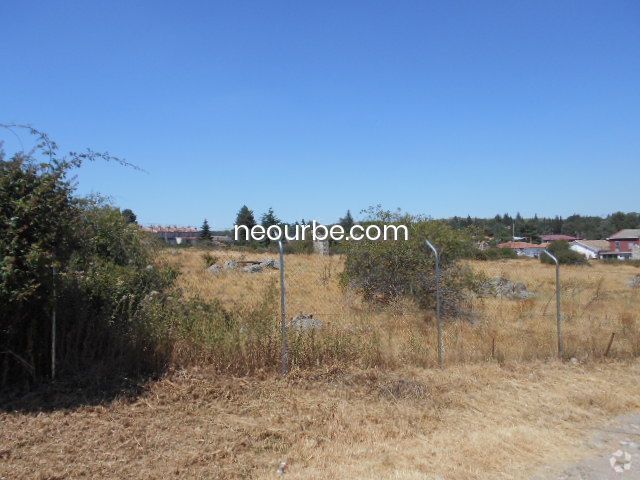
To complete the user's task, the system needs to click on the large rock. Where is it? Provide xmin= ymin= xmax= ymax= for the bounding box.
xmin=224 ymin=260 xmax=238 ymax=270
xmin=207 ymin=264 xmax=223 ymax=274
xmin=629 ymin=275 xmax=640 ymax=289
xmin=242 ymin=258 xmax=279 ymax=273
xmin=478 ymin=277 xmax=535 ymax=300
xmin=290 ymin=314 xmax=323 ymax=331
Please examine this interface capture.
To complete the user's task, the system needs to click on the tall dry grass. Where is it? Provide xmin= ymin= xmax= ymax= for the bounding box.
xmin=162 ymin=248 xmax=640 ymax=371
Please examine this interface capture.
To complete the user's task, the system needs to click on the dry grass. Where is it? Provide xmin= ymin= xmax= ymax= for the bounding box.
xmin=165 ymin=249 xmax=640 ymax=367
xmin=2 ymin=361 xmax=640 ymax=479
xmin=3 ymin=251 xmax=639 ymax=479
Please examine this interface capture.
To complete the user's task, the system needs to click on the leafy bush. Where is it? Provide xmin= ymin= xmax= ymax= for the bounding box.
xmin=540 ymin=241 xmax=588 ymax=265
xmin=341 ymin=209 xmax=476 ymax=316
xmin=0 ymin=130 xmax=176 ymax=386
xmin=475 ymin=246 xmax=518 ymax=260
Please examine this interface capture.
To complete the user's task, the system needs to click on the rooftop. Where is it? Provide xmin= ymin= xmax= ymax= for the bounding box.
xmin=142 ymin=225 xmax=199 ymax=234
xmin=571 ymin=240 xmax=610 ymax=252
xmin=497 ymin=241 xmax=549 ymax=249
xmin=541 ymin=234 xmax=577 ymax=242
xmin=607 ymin=229 xmax=640 ymax=240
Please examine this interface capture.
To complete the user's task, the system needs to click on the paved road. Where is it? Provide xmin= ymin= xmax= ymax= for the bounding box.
xmin=534 ymin=414 xmax=640 ymax=479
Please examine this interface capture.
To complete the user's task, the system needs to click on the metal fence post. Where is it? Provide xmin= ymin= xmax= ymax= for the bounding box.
xmin=51 ymin=265 xmax=57 ymax=380
xmin=277 ymin=240 xmax=289 ymax=374
xmin=426 ymin=240 xmax=444 ymax=368
xmin=542 ymin=250 xmax=563 ymax=359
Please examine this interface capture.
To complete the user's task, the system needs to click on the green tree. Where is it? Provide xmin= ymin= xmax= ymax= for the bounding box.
xmin=234 ymin=205 xmax=257 ymax=245
xmin=121 ymin=208 xmax=137 ymax=224
xmin=339 ymin=210 xmax=355 ymax=230
xmin=540 ymin=241 xmax=588 ymax=265
xmin=341 ymin=208 xmax=476 ymax=316
xmin=200 ymin=218 xmax=213 ymax=242
xmin=260 ymin=207 xmax=280 ymax=228
xmin=235 ymin=205 xmax=257 ymax=229
xmin=260 ymin=207 xmax=280 ymax=245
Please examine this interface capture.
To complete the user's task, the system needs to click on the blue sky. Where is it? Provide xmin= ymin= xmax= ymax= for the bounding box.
xmin=1 ymin=1 xmax=639 ymax=228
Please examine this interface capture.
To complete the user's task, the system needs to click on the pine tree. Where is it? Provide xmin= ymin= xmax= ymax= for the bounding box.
xmin=235 ymin=205 xmax=257 ymax=229
xmin=339 ymin=210 xmax=354 ymax=230
xmin=261 ymin=207 xmax=280 ymax=228
xmin=234 ymin=205 xmax=256 ymax=244
xmin=200 ymin=219 xmax=212 ymax=241
xmin=260 ymin=207 xmax=281 ymax=245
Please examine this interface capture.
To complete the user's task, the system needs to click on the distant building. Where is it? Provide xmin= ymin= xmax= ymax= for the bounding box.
xmin=541 ymin=234 xmax=577 ymax=242
xmin=497 ymin=241 xmax=550 ymax=258
xmin=142 ymin=225 xmax=200 ymax=245
xmin=570 ymin=240 xmax=610 ymax=259
xmin=602 ymin=229 xmax=640 ymax=261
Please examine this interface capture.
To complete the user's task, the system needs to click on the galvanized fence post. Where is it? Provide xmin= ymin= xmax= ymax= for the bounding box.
xmin=426 ymin=240 xmax=444 ymax=368
xmin=51 ymin=264 xmax=57 ymax=380
xmin=542 ymin=250 xmax=563 ymax=359
xmin=277 ymin=240 xmax=289 ymax=374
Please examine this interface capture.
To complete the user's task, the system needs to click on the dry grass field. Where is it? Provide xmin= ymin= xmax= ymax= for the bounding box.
xmin=167 ymin=249 xmax=640 ymax=367
xmin=2 ymin=250 xmax=640 ymax=479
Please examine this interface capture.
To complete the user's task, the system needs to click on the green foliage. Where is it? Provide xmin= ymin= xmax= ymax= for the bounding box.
xmin=260 ymin=207 xmax=280 ymax=245
xmin=446 ymin=211 xmax=640 ymax=241
xmin=234 ymin=205 xmax=257 ymax=245
xmin=200 ymin=218 xmax=212 ymax=242
xmin=540 ymin=241 xmax=588 ymax=265
xmin=475 ymin=246 xmax=518 ymax=260
xmin=341 ymin=208 xmax=475 ymax=315
xmin=0 ymin=128 xmax=175 ymax=386
xmin=339 ymin=210 xmax=355 ymax=230
xmin=121 ymin=208 xmax=137 ymax=224
xmin=201 ymin=252 xmax=219 ymax=268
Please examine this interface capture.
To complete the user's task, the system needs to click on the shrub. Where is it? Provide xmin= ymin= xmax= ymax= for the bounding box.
xmin=540 ymin=241 xmax=588 ymax=265
xmin=0 ymin=130 xmax=176 ymax=386
xmin=475 ymin=247 xmax=518 ymax=260
xmin=341 ymin=209 xmax=476 ymax=316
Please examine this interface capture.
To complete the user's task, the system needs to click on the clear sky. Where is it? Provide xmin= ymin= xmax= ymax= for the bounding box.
xmin=1 ymin=1 xmax=639 ymax=228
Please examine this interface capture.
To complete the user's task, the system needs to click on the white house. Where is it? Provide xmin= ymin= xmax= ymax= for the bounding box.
xmin=570 ymin=240 xmax=610 ymax=259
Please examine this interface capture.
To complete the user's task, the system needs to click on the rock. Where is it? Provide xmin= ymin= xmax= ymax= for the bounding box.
xmin=224 ymin=260 xmax=238 ymax=270
xmin=478 ymin=277 xmax=535 ymax=300
xmin=259 ymin=258 xmax=279 ymax=270
xmin=629 ymin=275 xmax=640 ymax=288
xmin=242 ymin=258 xmax=279 ymax=273
xmin=207 ymin=264 xmax=223 ymax=274
xmin=290 ymin=313 xmax=323 ymax=331
xmin=243 ymin=263 xmax=264 ymax=273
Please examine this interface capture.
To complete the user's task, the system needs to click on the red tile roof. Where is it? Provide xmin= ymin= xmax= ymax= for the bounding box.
xmin=497 ymin=241 xmax=548 ymax=249
xmin=541 ymin=234 xmax=576 ymax=242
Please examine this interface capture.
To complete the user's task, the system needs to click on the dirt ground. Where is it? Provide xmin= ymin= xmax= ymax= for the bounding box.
xmin=2 ymin=361 xmax=640 ymax=479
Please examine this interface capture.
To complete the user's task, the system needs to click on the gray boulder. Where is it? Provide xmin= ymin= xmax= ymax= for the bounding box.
xmin=243 ymin=263 xmax=265 ymax=273
xmin=629 ymin=275 xmax=640 ymax=289
xmin=478 ymin=277 xmax=535 ymax=300
xmin=224 ymin=260 xmax=238 ymax=270
xmin=290 ymin=314 xmax=323 ymax=331
xmin=207 ymin=264 xmax=223 ymax=275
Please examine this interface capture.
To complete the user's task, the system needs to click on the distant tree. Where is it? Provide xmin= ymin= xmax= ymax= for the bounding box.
xmin=541 ymin=241 xmax=588 ymax=265
xmin=235 ymin=205 xmax=257 ymax=229
xmin=234 ymin=205 xmax=257 ymax=245
xmin=121 ymin=208 xmax=137 ymax=224
xmin=260 ymin=207 xmax=281 ymax=245
xmin=200 ymin=219 xmax=212 ymax=242
xmin=339 ymin=210 xmax=355 ymax=230
xmin=261 ymin=207 xmax=280 ymax=228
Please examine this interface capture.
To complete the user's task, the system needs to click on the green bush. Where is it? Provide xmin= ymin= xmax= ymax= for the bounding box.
xmin=0 ymin=136 xmax=176 ymax=386
xmin=540 ymin=241 xmax=588 ymax=265
xmin=341 ymin=209 xmax=476 ymax=316
xmin=475 ymin=246 xmax=518 ymax=260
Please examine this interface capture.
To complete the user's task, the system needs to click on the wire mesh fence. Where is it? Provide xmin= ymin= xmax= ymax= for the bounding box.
xmin=167 ymin=242 xmax=640 ymax=374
